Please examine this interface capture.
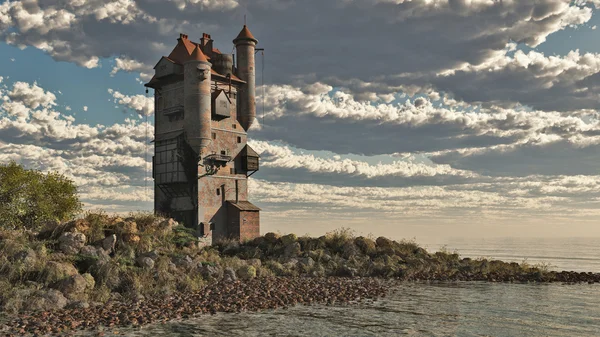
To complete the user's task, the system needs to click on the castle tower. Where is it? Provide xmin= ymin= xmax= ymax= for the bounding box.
xmin=233 ymin=25 xmax=258 ymax=131
xmin=145 ymin=27 xmax=261 ymax=244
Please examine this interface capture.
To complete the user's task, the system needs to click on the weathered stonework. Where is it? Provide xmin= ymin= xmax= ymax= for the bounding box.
xmin=145 ymin=28 xmax=261 ymax=243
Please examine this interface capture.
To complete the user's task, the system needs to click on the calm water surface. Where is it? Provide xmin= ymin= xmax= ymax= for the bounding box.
xmin=114 ymin=238 xmax=600 ymax=337
xmin=117 ymin=282 xmax=600 ymax=337
xmin=419 ymin=237 xmax=600 ymax=272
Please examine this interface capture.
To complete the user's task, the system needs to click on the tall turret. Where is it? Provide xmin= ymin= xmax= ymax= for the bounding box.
xmin=234 ymin=25 xmax=258 ymax=131
xmin=184 ymin=43 xmax=212 ymax=156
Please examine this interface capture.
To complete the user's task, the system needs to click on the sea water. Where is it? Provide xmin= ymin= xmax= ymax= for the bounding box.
xmin=119 ymin=237 xmax=600 ymax=337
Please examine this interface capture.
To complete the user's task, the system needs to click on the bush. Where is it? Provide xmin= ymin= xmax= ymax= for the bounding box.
xmin=0 ymin=162 xmax=82 ymax=231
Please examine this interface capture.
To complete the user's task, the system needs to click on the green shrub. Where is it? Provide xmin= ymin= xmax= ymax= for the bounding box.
xmin=0 ymin=162 xmax=82 ymax=231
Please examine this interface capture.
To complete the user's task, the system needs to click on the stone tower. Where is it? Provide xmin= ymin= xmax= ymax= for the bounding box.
xmin=144 ymin=26 xmax=261 ymax=244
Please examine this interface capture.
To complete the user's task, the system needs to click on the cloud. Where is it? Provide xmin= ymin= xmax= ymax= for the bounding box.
xmin=7 ymin=81 xmax=57 ymax=109
xmin=0 ymin=80 xmax=152 ymax=210
xmin=248 ymin=177 xmax=600 ymax=220
xmin=167 ymin=0 xmax=239 ymax=11
xmin=250 ymin=83 xmax=600 ymax=158
xmin=83 ymin=105 xmax=88 ymax=111
xmin=249 ymin=140 xmax=478 ymax=187
xmin=108 ymin=88 xmax=154 ymax=116
xmin=110 ymin=56 xmax=152 ymax=80
xmin=1 ymin=0 xmax=597 ymax=94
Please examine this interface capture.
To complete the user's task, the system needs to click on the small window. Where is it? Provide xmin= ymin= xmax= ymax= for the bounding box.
xmin=232 ymin=124 xmax=237 ymax=129
xmin=212 ymin=132 xmax=216 ymax=140
xmin=221 ymin=150 xmax=226 ymax=155
xmin=230 ymin=168 xmax=235 ymax=174
xmin=237 ymin=136 xmax=241 ymax=143
xmin=216 ymin=189 xmax=220 ymax=196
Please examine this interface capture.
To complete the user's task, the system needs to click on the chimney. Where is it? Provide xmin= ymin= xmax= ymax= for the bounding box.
xmin=200 ymin=33 xmax=213 ymax=55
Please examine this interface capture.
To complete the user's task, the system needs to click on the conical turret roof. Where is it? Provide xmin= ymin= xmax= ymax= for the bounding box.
xmin=233 ymin=25 xmax=258 ymax=44
xmin=190 ymin=44 xmax=208 ymax=62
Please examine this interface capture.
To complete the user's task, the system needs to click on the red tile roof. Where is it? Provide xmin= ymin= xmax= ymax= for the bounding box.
xmin=234 ymin=25 xmax=258 ymax=43
xmin=190 ymin=44 xmax=208 ymax=62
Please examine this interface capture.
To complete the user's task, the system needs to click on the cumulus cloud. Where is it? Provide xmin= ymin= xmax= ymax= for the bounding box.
xmin=249 ymin=140 xmax=478 ymax=187
xmin=249 ymin=177 xmax=600 ymax=220
xmin=250 ymin=83 xmax=600 ymax=159
xmin=110 ymin=56 xmax=152 ymax=80
xmin=0 ymin=80 xmax=152 ymax=209
xmin=108 ymin=88 xmax=154 ymax=116
xmin=168 ymin=0 xmax=239 ymax=11
xmin=7 ymin=81 xmax=57 ymax=109
xmin=1 ymin=0 xmax=597 ymax=94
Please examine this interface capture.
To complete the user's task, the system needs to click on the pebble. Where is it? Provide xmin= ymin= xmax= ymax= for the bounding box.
xmin=2 ymin=277 xmax=390 ymax=336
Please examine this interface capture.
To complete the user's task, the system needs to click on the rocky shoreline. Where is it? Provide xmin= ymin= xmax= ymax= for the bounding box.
xmin=1 ymin=277 xmax=390 ymax=336
xmin=2 ymin=214 xmax=600 ymax=336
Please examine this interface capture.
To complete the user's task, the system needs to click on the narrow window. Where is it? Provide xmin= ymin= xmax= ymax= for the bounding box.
xmin=212 ymin=132 xmax=216 ymax=140
xmin=216 ymin=189 xmax=220 ymax=196
xmin=221 ymin=150 xmax=226 ymax=155
xmin=237 ymin=136 xmax=242 ymax=143
xmin=232 ymin=124 xmax=237 ymax=129
xmin=230 ymin=168 xmax=235 ymax=174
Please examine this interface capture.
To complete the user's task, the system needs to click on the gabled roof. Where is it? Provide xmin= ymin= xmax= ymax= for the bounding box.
xmin=226 ymin=200 xmax=261 ymax=211
xmin=211 ymin=89 xmax=231 ymax=103
xmin=153 ymin=56 xmax=175 ymax=69
xmin=233 ymin=25 xmax=258 ymax=44
xmin=241 ymin=144 xmax=260 ymax=158
xmin=167 ymin=34 xmax=196 ymax=64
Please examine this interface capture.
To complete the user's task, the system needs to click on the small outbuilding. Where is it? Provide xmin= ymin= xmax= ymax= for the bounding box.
xmin=226 ymin=200 xmax=260 ymax=241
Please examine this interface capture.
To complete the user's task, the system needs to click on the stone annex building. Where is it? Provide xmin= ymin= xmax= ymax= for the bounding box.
xmin=144 ymin=25 xmax=261 ymax=243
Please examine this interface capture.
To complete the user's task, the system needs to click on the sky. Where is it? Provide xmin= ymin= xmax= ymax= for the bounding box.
xmin=1 ymin=0 xmax=600 ymax=241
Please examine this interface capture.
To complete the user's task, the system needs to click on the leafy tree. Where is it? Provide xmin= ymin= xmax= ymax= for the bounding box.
xmin=0 ymin=161 xmax=82 ymax=230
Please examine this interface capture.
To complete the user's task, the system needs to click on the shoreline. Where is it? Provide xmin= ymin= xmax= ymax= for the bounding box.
xmin=2 ymin=215 xmax=599 ymax=336
xmin=1 ymin=275 xmax=599 ymax=336
xmin=1 ymin=277 xmax=390 ymax=336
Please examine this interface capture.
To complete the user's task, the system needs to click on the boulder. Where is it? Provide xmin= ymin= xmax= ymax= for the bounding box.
xmin=354 ymin=236 xmax=376 ymax=255
xmin=264 ymin=232 xmax=280 ymax=244
xmin=122 ymin=233 xmax=141 ymax=244
xmin=375 ymin=237 xmax=394 ymax=249
xmin=300 ymin=257 xmax=315 ymax=268
xmin=223 ymin=267 xmax=237 ymax=282
xmin=72 ymin=219 xmax=90 ymax=234
xmin=281 ymin=233 xmax=298 ymax=246
xmin=237 ymin=265 xmax=257 ymax=280
xmin=82 ymin=273 xmax=95 ymax=289
xmin=284 ymin=242 xmax=301 ymax=258
xmin=118 ymin=221 xmax=140 ymax=243
xmin=79 ymin=245 xmax=100 ymax=257
xmin=58 ymin=232 xmax=87 ymax=254
xmin=51 ymin=274 xmax=90 ymax=300
xmin=246 ymin=258 xmax=262 ymax=268
xmin=140 ymin=250 xmax=159 ymax=261
xmin=342 ymin=241 xmax=360 ymax=259
xmin=173 ymin=255 xmax=194 ymax=269
xmin=12 ymin=248 xmax=38 ymax=267
xmin=136 ymin=256 xmax=155 ymax=269
xmin=24 ymin=289 xmax=68 ymax=312
xmin=44 ymin=261 xmax=79 ymax=283
xmin=102 ymin=234 xmax=117 ymax=253
xmin=83 ymin=246 xmax=111 ymax=270
xmin=199 ymin=263 xmax=223 ymax=280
